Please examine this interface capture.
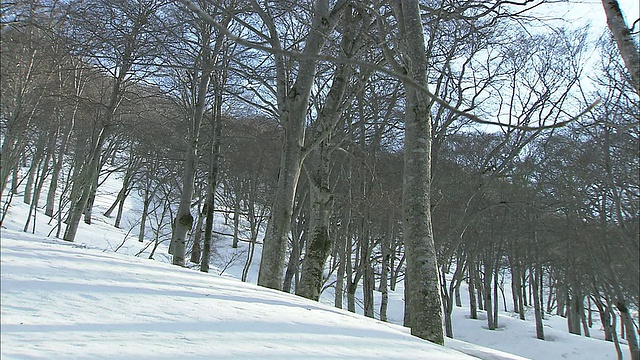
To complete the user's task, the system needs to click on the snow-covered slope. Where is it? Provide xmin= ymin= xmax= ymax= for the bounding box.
xmin=0 ymin=173 xmax=624 ymax=359
xmin=1 ymin=230 xmax=472 ymax=359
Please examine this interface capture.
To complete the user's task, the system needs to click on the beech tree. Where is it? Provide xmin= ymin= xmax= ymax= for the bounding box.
xmin=0 ymin=1 xmax=56 ymax=206
xmin=379 ymin=0 xmax=444 ymax=344
xmin=296 ymin=6 xmax=366 ymax=301
xmin=62 ymin=0 xmax=165 ymax=242
xmin=252 ymin=0 xmax=348 ymax=290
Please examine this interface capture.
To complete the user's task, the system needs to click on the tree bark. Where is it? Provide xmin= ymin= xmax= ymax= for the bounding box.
xmin=23 ymin=136 xmax=46 ymax=205
xmin=201 ymin=76 xmax=224 ymax=273
xmin=468 ymin=257 xmax=478 ymax=320
xmin=170 ymin=24 xmax=213 ymax=266
xmin=617 ymin=299 xmax=640 ymax=360
xmin=334 ymin=230 xmax=347 ymax=309
xmin=83 ymin=172 xmax=98 ymax=225
xmin=601 ymin=0 xmax=640 ymax=94
xmin=346 ymin=240 xmax=357 ymax=313
xmin=23 ymin=146 xmax=49 ymax=233
xmin=257 ymin=0 xmax=343 ymax=290
xmin=607 ymin=298 xmax=625 ymax=360
xmin=258 ymin=0 xmax=342 ymax=290
xmin=296 ymin=165 xmax=333 ymax=300
xmin=493 ymin=263 xmax=499 ymax=327
xmin=232 ymin=194 xmax=240 ymax=248
xmin=393 ymin=0 xmax=444 ymax=344
xmin=484 ymin=261 xmax=496 ymax=330
xmin=532 ymin=264 xmax=545 ymax=340
xmin=379 ymin=232 xmax=390 ymax=322
xmin=63 ymin=124 xmax=110 ymax=242
xmin=295 ymin=18 xmax=355 ymax=298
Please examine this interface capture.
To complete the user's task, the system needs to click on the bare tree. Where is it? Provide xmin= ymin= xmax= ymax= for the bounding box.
xmin=62 ymin=0 xmax=165 ymax=242
xmin=384 ymin=0 xmax=445 ymax=344
xmin=296 ymin=7 xmax=365 ymax=301
xmin=167 ymin=1 xmax=221 ymax=266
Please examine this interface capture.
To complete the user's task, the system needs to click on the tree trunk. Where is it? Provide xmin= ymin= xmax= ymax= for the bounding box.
xmin=608 ymin=299 xmax=625 ymax=360
xmin=66 ymin=59 xmax=125 ymax=239
xmin=347 ymin=243 xmax=356 ymax=313
xmin=363 ymin=263 xmax=374 ymax=318
xmin=518 ymin=276 xmax=526 ymax=320
xmin=601 ymin=0 xmax=640 ymax=93
xmin=283 ymin=196 xmax=306 ymax=293
xmin=522 ymin=272 xmax=528 ymax=308
xmin=477 ymin=267 xmax=485 ymax=311
xmin=392 ymin=0 xmax=444 ymax=344
xmin=295 ymin=22 xmax=353 ymax=297
xmin=617 ymin=299 xmax=640 ymax=360
xmin=567 ymin=289 xmax=582 ymax=335
xmin=190 ymin=200 xmax=204 ymax=264
xmin=138 ymin=190 xmax=151 ymax=243
xmin=23 ymin=151 xmax=48 ymax=233
xmin=282 ymin=227 xmax=299 ymax=293
xmin=83 ymin=172 xmax=98 ymax=225
xmin=546 ymin=272 xmax=555 ymax=314
xmin=113 ymin=188 xmax=129 ymax=229
xmin=334 ymin=231 xmax=346 ymax=309
xmin=23 ymin=137 xmax=46 ymax=205
xmin=532 ymin=264 xmax=545 ymax=340
xmin=11 ymin=165 xmax=19 ymax=195
xmin=257 ymin=0 xmax=340 ymax=291
xmin=484 ymin=262 xmax=495 ymax=330
xmin=242 ymin=236 xmax=256 ymax=282
xmin=232 ymin=194 xmax=240 ymax=248
xmin=201 ymin=80 xmax=224 ymax=272
xmin=587 ymin=296 xmax=593 ymax=328
xmin=104 ymin=186 xmax=125 ymax=218
xmin=105 ymin=156 xmax=136 ymax=227
xmin=379 ymin=233 xmax=390 ymax=322
xmin=594 ymin=296 xmax=614 ymax=341
xmin=511 ymin=262 xmax=521 ymax=314
xmin=170 ymin=31 xmax=213 ymax=266
xmin=45 ymin=104 xmax=76 ymax=218
xmin=557 ymin=281 xmax=566 ymax=316
xmin=581 ymin=304 xmax=591 ymax=338
xmin=493 ymin=264 xmax=499 ymax=327
xmin=63 ymin=124 xmax=110 ymax=242
xmin=403 ymin=275 xmax=411 ymax=327
xmin=468 ymin=261 xmax=478 ymax=319
xmin=296 ymin=169 xmax=333 ymax=301
xmin=442 ymin=274 xmax=454 ymax=338
xmin=390 ymin=253 xmax=404 ymax=292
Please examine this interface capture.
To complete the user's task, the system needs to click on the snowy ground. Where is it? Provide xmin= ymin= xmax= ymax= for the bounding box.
xmin=0 ymin=173 xmax=625 ymax=359
xmin=1 ymin=232 xmax=475 ymax=359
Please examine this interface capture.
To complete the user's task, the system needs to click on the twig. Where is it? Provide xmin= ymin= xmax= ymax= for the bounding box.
xmin=177 ymin=0 xmax=600 ymax=131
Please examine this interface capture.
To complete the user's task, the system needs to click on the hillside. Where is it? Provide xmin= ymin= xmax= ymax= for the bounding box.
xmin=0 ymin=175 xmax=625 ymax=359
xmin=1 ymin=231 xmax=473 ymax=359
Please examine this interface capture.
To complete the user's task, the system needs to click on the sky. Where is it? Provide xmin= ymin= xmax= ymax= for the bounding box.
xmin=532 ymin=0 xmax=639 ymax=32
xmin=0 ymin=171 xmax=630 ymax=360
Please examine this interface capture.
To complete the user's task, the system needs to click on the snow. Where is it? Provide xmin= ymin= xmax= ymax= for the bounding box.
xmin=1 ymin=230 xmax=471 ymax=359
xmin=0 ymin=173 xmax=625 ymax=359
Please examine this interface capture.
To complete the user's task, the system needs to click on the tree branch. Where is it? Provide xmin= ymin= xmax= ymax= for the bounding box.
xmin=177 ymin=0 xmax=598 ymax=131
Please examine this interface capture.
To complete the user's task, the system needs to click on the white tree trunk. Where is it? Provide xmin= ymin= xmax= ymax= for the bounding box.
xmin=602 ymin=0 xmax=640 ymax=93
xmin=170 ymin=74 xmax=209 ymax=265
xmin=257 ymin=0 xmax=341 ymax=290
xmin=392 ymin=0 xmax=445 ymax=345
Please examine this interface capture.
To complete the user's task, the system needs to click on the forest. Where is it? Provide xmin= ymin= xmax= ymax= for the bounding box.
xmin=1 ymin=0 xmax=638 ymax=358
